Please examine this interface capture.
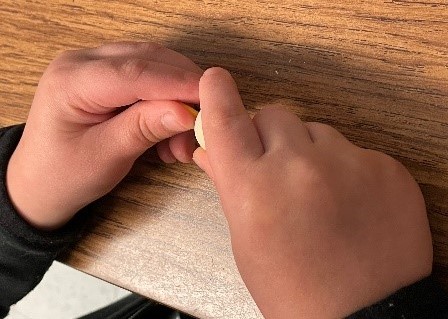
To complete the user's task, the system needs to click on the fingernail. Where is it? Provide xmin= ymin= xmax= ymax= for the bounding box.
xmin=180 ymin=103 xmax=199 ymax=118
xmin=162 ymin=113 xmax=186 ymax=132
xmin=163 ymin=152 xmax=177 ymax=164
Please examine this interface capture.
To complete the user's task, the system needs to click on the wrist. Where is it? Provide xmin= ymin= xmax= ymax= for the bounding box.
xmin=6 ymin=146 xmax=75 ymax=231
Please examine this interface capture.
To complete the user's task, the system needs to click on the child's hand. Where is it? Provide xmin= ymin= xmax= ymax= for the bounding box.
xmin=7 ymin=42 xmax=202 ymax=230
xmin=194 ymin=68 xmax=433 ymax=319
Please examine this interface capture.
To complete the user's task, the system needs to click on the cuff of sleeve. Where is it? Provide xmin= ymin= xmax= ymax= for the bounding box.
xmin=0 ymin=124 xmax=88 ymax=253
xmin=347 ymin=275 xmax=448 ymax=319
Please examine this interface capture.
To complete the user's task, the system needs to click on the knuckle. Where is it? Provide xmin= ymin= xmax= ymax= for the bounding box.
xmin=363 ymin=149 xmax=406 ymax=178
xmin=259 ymin=105 xmax=291 ymax=117
xmin=207 ymin=107 xmax=246 ymax=129
xmin=53 ymin=49 xmax=77 ymax=63
xmin=132 ymin=112 xmax=166 ymax=146
xmin=45 ymin=56 xmax=69 ymax=78
xmin=117 ymin=58 xmax=150 ymax=82
xmin=40 ymin=59 xmax=73 ymax=96
xmin=252 ymin=108 xmax=273 ymax=124
xmin=379 ymin=152 xmax=406 ymax=174
xmin=42 ymin=63 xmax=63 ymax=83
xmin=306 ymin=121 xmax=347 ymax=142
xmin=296 ymin=159 xmax=326 ymax=186
xmin=139 ymin=42 xmax=165 ymax=54
xmin=43 ymin=49 xmax=82 ymax=82
xmin=254 ymin=106 xmax=299 ymax=127
xmin=117 ymin=41 xmax=164 ymax=54
xmin=308 ymin=122 xmax=336 ymax=134
xmin=93 ymin=42 xmax=165 ymax=58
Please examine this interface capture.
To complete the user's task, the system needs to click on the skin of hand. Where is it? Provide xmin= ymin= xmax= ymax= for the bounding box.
xmin=193 ymin=68 xmax=433 ymax=319
xmin=6 ymin=42 xmax=203 ymax=230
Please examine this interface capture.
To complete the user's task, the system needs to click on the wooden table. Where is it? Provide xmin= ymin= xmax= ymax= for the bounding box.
xmin=1 ymin=1 xmax=447 ymax=318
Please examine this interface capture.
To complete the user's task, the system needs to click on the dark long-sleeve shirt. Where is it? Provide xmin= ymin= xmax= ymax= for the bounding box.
xmin=1 ymin=124 xmax=447 ymax=319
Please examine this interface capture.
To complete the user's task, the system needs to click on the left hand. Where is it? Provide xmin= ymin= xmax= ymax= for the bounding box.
xmin=7 ymin=42 xmax=202 ymax=230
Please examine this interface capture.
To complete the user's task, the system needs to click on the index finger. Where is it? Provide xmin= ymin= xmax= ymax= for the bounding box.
xmin=89 ymin=42 xmax=204 ymax=75
xmin=199 ymin=68 xmax=264 ymax=175
xmin=45 ymin=57 xmax=201 ymax=114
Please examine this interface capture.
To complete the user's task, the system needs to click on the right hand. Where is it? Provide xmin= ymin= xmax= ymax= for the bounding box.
xmin=193 ymin=68 xmax=432 ymax=319
xmin=7 ymin=42 xmax=202 ymax=230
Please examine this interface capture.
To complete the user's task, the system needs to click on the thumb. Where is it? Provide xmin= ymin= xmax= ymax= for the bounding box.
xmin=199 ymin=67 xmax=263 ymax=179
xmin=94 ymin=100 xmax=197 ymax=160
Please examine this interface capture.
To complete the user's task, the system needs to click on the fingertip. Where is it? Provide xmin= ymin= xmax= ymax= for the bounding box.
xmin=192 ymin=147 xmax=205 ymax=163
xmin=180 ymin=103 xmax=199 ymax=118
xmin=169 ymin=131 xmax=196 ymax=163
xmin=200 ymin=67 xmax=235 ymax=93
xmin=156 ymin=141 xmax=177 ymax=164
xmin=170 ymin=102 xmax=197 ymax=131
xmin=202 ymin=67 xmax=232 ymax=79
xmin=193 ymin=147 xmax=213 ymax=178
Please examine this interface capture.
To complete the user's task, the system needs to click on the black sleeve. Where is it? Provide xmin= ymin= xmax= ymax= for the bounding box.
xmin=0 ymin=124 xmax=87 ymax=318
xmin=347 ymin=275 xmax=448 ymax=318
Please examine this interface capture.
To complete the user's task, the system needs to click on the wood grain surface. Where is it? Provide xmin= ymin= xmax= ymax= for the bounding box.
xmin=1 ymin=1 xmax=447 ymax=318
